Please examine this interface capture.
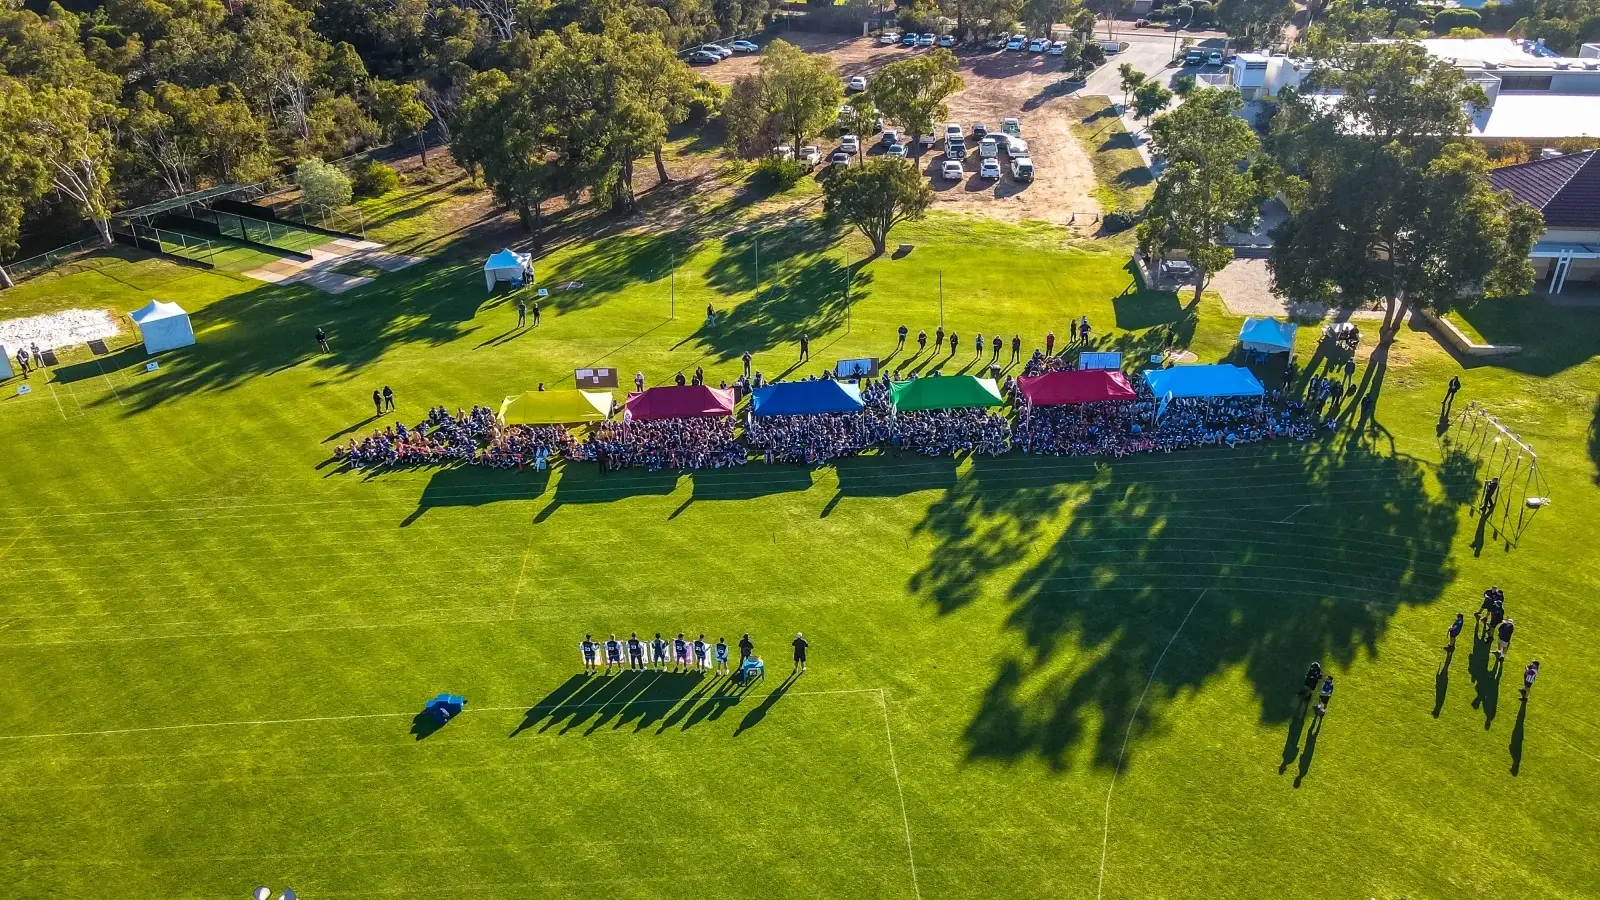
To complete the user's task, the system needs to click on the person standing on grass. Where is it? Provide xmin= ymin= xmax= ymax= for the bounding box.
xmin=1301 ymin=661 xmax=1323 ymax=700
xmin=694 ymin=634 xmax=709 ymax=672
xmin=715 ymin=637 xmax=730 ymax=675
xmin=1070 ymin=318 xmax=1079 ymax=344
xmin=605 ymin=634 xmax=622 ymax=674
xmin=949 ymin=331 xmax=958 ymax=355
xmin=1496 ymin=618 xmax=1515 ymax=661
xmin=628 ymin=632 xmax=645 ymax=671
xmin=705 ymin=303 xmax=715 ymax=326
xmin=991 ymin=335 xmax=1002 ymax=361
xmin=1011 ymin=334 xmax=1022 ymax=364
xmin=652 ymin=632 xmax=669 ymax=672
xmin=15 ymin=347 xmax=29 ymax=378
xmin=581 ymin=634 xmax=598 ymax=674
xmin=1481 ymin=477 xmax=1500 ymax=514
xmin=1046 ymin=331 xmax=1055 ymax=356
xmin=1314 ymin=675 xmax=1334 ymax=718
xmin=674 ymin=632 xmax=691 ymax=672
xmin=1447 ymin=612 xmax=1464 ymax=652
xmin=975 ymin=332 xmax=984 ymax=357
xmin=1080 ymin=319 xmax=1092 ymax=345
xmin=382 ymin=386 xmax=395 ymax=412
xmin=792 ymin=632 xmax=809 ymax=674
xmin=936 ymin=326 xmax=945 ymax=352
xmin=516 ymin=297 xmax=527 ymax=328
xmin=315 ymin=327 xmax=330 ymax=353
xmin=743 ymin=351 xmax=753 ymax=378
xmin=372 ymin=389 xmax=383 ymax=417
xmin=739 ymin=632 xmax=755 ymax=664
xmin=1521 ymin=660 xmax=1540 ymax=700
xmin=1444 ymin=374 xmax=1460 ymax=412
xmin=1487 ymin=595 xmax=1507 ymax=641
xmin=674 ymin=371 xmax=687 ymax=386
xmin=693 ymin=365 xmax=704 ymax=387
xmin=897 ymin=324 xmax=908 ymax=350
xmin=531 ymin=299 xmax=541 ymax=327
xmin=799 ymin=333 xmax=810 ymax=362
xmin=918 ymin=330 xmax=927 ymax=353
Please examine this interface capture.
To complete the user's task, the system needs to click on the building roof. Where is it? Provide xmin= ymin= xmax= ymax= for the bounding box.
xmin=1490 ymin=150 xmax=1600 ymax=229
xmin=1469 ymin=93 xmax=1600 ymax=141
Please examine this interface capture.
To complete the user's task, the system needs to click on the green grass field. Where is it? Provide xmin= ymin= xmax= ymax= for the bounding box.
xmin=2 ymin=194 xmax=1599 ymax=899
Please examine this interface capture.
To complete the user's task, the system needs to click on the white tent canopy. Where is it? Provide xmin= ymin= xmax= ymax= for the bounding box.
xmin=484 ymin=248 xmax=533 ymax=292
xmin=0 ymin=346 xmax=12 ymax=380
xmin=129 ymin=300 xmax=196 ymax=354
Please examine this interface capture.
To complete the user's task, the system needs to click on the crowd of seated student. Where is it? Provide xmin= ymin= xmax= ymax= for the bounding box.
xmin=1019 ymin=379 xmax=1316 ymax=456
xmin=893 ymin=407 xmax=1013 ymax=456
xmin=582 ymin=417 xmax=746 ymax=472
xmin=1020 ymin=401 xmax=1155 ymax=456
xmin=1022 ymin=350 xmax=1075 ymax=378
xmin=335 ymin=406 xmax=497 ymax=469
xmin=481 ymin=425 xmax=583 ymax=469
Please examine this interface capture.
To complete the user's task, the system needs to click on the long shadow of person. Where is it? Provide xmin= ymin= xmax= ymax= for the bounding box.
xmin=733 ymin=671 xmax=799 ymax=736
xmin=1279 ymin=703 xmax=1308 ymax=774
xmin=1509 ymin=697 xmax=1527 ymax=775
xmin=1471 ymin=507 xmax=1492 ymax=557
xmin=1433 ymin=648 xmax=1454 ymax=718
xmin=510 ymin=674 xmax=591 ymax=737
xmin=1469 ymin=637 xmax=1501 ymax=728
xmin=1293 ymin=714 xmax=1323 ymax=788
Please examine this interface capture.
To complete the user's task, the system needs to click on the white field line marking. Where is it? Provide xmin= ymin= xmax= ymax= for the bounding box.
xmin=93 ymin=356 xmax=126 ymax=407
xmin=0 ymin=687 xmax=884 ymax=742
xmin=879 ymin=688 xmax=922 ymax=900
xmin=44 ymin=379 xmax=68 ymax=421
xmin=1277 ymin=504 xmax=1311 ymax=524
xmin=1096 ymin=589 xmax=1207 ymax=900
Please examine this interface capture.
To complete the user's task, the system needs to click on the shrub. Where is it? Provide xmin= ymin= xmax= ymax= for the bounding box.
xmin=295 ymin=158 xmax=353 ymax=212
xmin=352 ymin=161 xmax=401 ymax=198
xmin=1432 ymin=7 xmax=1481 ymax=31
xmin=1082 ymin=42 xmax=1106 ymax=66
xmin=1103 ymin=210 xmax=1137 ymax=233
xmin=752 ymin=157 xmax=809 ymax=191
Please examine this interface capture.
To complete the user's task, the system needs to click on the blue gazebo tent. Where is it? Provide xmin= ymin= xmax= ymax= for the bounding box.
xmin=750 ymin=380 xmax=864 ymax=416
xmin=1143 ymin=364 xmax=1265 ymax=400
xmin=1237 ymin=317 xmax=1297 ymax=354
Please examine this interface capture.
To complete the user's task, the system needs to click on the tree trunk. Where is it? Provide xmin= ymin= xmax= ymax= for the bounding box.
xmin=1191 ymin=267 xmax=1205 ymax=306
xmin=611 ymin=157 xmax=636 ymax=213
xmin=516 ymin=200 xmax=534 ymax=234
xmin=531 ymin=197 xmax=544 ymax=245
xmin=418 ymin=132 xmax=429 ymax=168
xmin=0 ymin=264 xmax=12 ymax=290
xmin=93 ymin=218 xmax=112 ymax=245
xmin=654 ymin=144 xmax=671 ymax=184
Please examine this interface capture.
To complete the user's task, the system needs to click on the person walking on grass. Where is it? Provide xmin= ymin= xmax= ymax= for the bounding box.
xmin=1520 ymin=660 xmax=1540 ymax=700
xmin=1444 ymin=374 xmax=1460 ymax=412
xmin=635 ymin=371 xmax=646 ymax=393
xmin=315 ymin=327 xmax=330 ymax=353
xmin=516 ymin=297 xmax=527 ymax=328
xmin=739 ymin=632 xmax=754 ymax=664
xmin=372 ymin=389 xmax=383 ymax=417
xmin=1447 ymin=612 xmax=1464 ymax=652
xmin=1496 ymin=618 xmax=1515 ymax=662
xmin=15 ymin=347 xmax=29 ymax=378
xmin=897 ymin=324 xmax=908 ymax=350
xmin=792 ymin=632 xmax=809 ymax=674
xmin=1314 ymin=675 xmax=1334 ymax=718
xmin=1481 ymin=477 xmax=1500 ymax=514
xmin=581 ymin=634 xmax=598 ymax=674
xmin=715 ymin=637 xmax=730 ymax=675
xmin=705 ymin=303 xmax=715 ymax=326
xmin=652 ymin=632 xmax=669 ymax=671
xmin=382 ymin=386 xmax=395 ymax=412
xmin=628 ymin=632 xmax=645 ymax=671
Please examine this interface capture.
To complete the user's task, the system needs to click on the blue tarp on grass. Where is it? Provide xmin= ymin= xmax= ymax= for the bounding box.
xmin=1143 ymin=364 xmax=1265 ymax=399
xmin=751 ymin=380 xmax=865 ymax=416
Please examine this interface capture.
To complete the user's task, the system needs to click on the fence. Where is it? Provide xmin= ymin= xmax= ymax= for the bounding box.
xmin=3 ymin=238 xmax=99 ymax=285
xmin=111 ymin=222 xmax=220 ymax=268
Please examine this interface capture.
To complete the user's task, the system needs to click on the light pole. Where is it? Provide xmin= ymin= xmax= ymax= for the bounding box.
xmin=1172 ymin=4 xmax=1194 ymax=59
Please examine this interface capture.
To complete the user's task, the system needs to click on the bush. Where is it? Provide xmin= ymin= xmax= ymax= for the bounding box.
xmin=752 ymin=157 xmax=809 ymax=191
xmin=1103 ymin=210 xmax=1137 ymax=233
xmin=1393 ymin=17 xmax=1423 ymax=37
xmin=295 ymin=158 xmax=353 ymax=212
xmin=1082 ymin=42 xmax=1106 ymax=66
xmin=352 ymin=161 xmax=401 ymax=198
xmin=1432 ymin=7 xmax=1481 ymax=31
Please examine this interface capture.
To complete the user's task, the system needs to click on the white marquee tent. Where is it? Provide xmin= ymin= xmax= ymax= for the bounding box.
xmin=0 ymin=346 xmax=12 ymax=380
xmin=484 ymin=248 xmax=533 ymax=292
xmin=129 ymin=300 xmax=196 ymax=354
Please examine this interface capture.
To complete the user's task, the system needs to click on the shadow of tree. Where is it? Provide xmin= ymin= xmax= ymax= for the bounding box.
xmin=1589 ymin=396 xmax=1600 ymax=486
xmin=907 ymin=434 xmax=1458 ymax=770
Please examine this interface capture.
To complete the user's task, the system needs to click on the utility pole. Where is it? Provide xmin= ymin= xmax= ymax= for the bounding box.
xmin=754 ymin=237 xmax=760 ymax=297
xmin=938 ymin=270 xmax=944 ymax=326
xmin=844 ymin=263 xmax=852 ymax=333
xmin=669 ymin=254 xmax=676 ymax=319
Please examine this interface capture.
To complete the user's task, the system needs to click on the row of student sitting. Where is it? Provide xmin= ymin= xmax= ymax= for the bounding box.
xmin=583 ymin=417 xmax=747 ymax=472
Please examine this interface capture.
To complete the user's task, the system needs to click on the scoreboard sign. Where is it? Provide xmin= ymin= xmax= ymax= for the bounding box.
xmin=575 ymin=367 xmax=619 ymax=389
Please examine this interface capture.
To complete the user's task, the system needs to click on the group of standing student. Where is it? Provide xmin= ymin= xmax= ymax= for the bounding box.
xmin=1455 ymin=587 xmax=1540 ymax=700
xmin=579 ymin=632 xmax=809 ymax=675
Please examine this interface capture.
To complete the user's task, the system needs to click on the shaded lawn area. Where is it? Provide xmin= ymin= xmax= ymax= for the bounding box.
xmin=1067 ymin=94 xmax=1155 ymax=213
xmin=1 ymin=198 xmax=1599 ymax=900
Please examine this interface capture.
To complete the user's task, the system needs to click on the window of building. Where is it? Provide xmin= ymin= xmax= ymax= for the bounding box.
xmin=1498 ymin=75 xmax=1553 ymax=91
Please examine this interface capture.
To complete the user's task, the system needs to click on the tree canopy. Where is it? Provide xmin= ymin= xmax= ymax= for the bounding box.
xmin=868 ymin=49 xmax=963 ymax=142
xmin=822 ymin=157 xmax=933 ymax=255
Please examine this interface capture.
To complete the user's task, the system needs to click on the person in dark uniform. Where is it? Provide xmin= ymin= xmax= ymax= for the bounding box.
xmin=315 ymin=327 xmax=330 ymax=353
xmin=1496 ymin=617 xmax=1515 ymax=661
xmin=792 ymin=632 xmax=809 ymax=674
xmin=673 ymin=632 xmax=691 ymax=672
xmin=897 ymin=325 xmax=908 ymax=349
xmin=1314 ymin=676 xmax=1334 ymax=717
xmin=581 ymin=634 xmax=598 ymax=674
xmin=1045 ymin=331 xmax=1055 ymax=356
xmin=1481 ymin=477 xmax=1500 ymax=514
xmin=516 ymin=297 xmax=527 ymax=328
xmin=799 ymin=333 xmax=810 ymax=361
xmin=739 ymin=632 xmax=754 ymax=663
xmin=715 ymin=637 xmax=730 ymax=675
xmin=1070 ymin=318 xmax=1079 ymax=343
xmin=1520 ymin=660 xmax=1540 ymax=700
xmin=1010 ymin=334 xmax=1021 ymax=363
xmin=949 ymin=331 xmax=958 ymax=355
xmin=604 ymin=634 xmax=622 ymax=674
xmin=372 ymin=389 xmax=383 ymax=417
xmin=652 ymin=633 xmax=669 ymax=671
xmin=1447 ymin=612 xmax=1464 ymax=652
xmin=742 ymin=351 xmax=753 ymax=378
xmin=1444 ymin=374 xmax=1460 ymax=412
xmin=975 ymin=332 xmax=984 ymax=357
xmin=935 ymin=326 xmax=945 ymax=351
xmin=627 ymin=632 xmax=645 ymax=671
xmin=693 ymin=634 xmax=709 ymax=672
xmin=382 ymin=386 xmax=395 ymax=412
xmin=1485 ymin=592 xmax=1507 ymax=640
xmin=1301 ymin=661 xmax=1323 ymax=700
xmin=917 ymin=330 xmax=927 ymax=353
xmin=674 ymin=371 xmax=687 ymax=386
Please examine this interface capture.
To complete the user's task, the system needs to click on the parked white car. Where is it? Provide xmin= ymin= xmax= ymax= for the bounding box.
xmin=1006 ymin=35 xmax=1025 ymax=51
xmin=840 ymin=134 xmax=860 ymax=154
xmin=700 ymin=44 xmax=733 ymax=58
xmin=847 ymin=75 xmax=868 ymax=92
xmin=830 ymin=149 xmax=851 ymax=165
xmin=1010 ymin=156 xmax=1035 ymax=180
xmin=1028 ymin=38 xmax=1049 ymax=52
xmin=881 ymin=128 xmax=900 ymax=146
xmin=1049 ymin=40 xmax=1066 ymax=55
xmin=980 ymin=157 xmax=1002 ymax=179
xmin=945 ymin=139 xmax=965 ymax=160
xmin=917 ymin=133 xmax=937 ymax=148
xmin=887 ymin=142 xmax=908 ymax=157
xmin=1001 ymin=116 xmax=1021 ymax=135
xmin=837 ymin=103 xmax=853 ymax=125
xmin=1209 ymin=51 xmax=1224 ymax=65
xmin=879 ymin=32 xmax=900 ymax=45
xmin=1003 ymin=136 xmax=1028 ymax=157
xmin=729 ymin=40 xmax=759 ymax=52
xmin=938 ymin=34 xmax=955 ymax=47
xmin=941 ymin=160 xmax=965 ymax=180
xmin=919 ymin=32 xmax=936 ymax=46
xmin=978 ymin=136 xmax=999 ymax=158
xmin=774 ymin=145 xmax=794 ymax=160
xmin=798 ymin=146 xmax=821 ymax=165
xmin=943 ymin=122 xmax=963 ymax=142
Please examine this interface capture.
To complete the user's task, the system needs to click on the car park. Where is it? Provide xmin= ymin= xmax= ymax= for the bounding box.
xmin=840 ymin=134 xmax=860 ymax=154
xmin=887 ymin=142 xmax=908 ymax=158
xmin=903 ymin=32 xmax=919 ymax=46
xmin=1010 ymin=156 xmax=1034 ymax=181
xmin=1209 ymin=51 xmax=1223 ymax=65
xmin=1002 ymin=136 xmax=1028 ymax=157
xmin=979 ymin=158 xmax=1001 ymax=179
xmin=798 ymin=146 xmax=820 ymax=166
xmin=972 ymin=122 xmax=990 ymax=139
xmin=1185 ymin=49 xmax=1205 ymax=66
xmin=943 ymin=122 xmax=963 ymax=142
xmin=830 ymin=149 xmax=851 ymax=165
xmin=986 ymin=35 xmax=1009 ymax=49
xmin=1028 ymin=37 xmax=1048 ymax=52
xmin=1049 ymin=40 xmax=1066 ymax=55
xmin=847 ymin=75 xmax=868 ymax=92
xmin=938 ymin=34 xmax=955 ymax=47
xmin=689 ymin=50 xmax=720 ymax=65
xmin=1001 ymin=117 xmax=1021 ymax=135
xmin=978 ymin=136 xmax=999 ymax=158
xmin=945 ymin=138 xmax=965 ymax=160
xmin=879 ymin=32 xmax=900 ymax=45
xmin=919 ymin=32 xmax=936 ymax=46
xmin=729 ymin=40 xmax=759 ymax=52
xmin=941 ymin=160 xmax=964 ymax=180
xmin=1006 ymin=35 xmax=1025 ymax=50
